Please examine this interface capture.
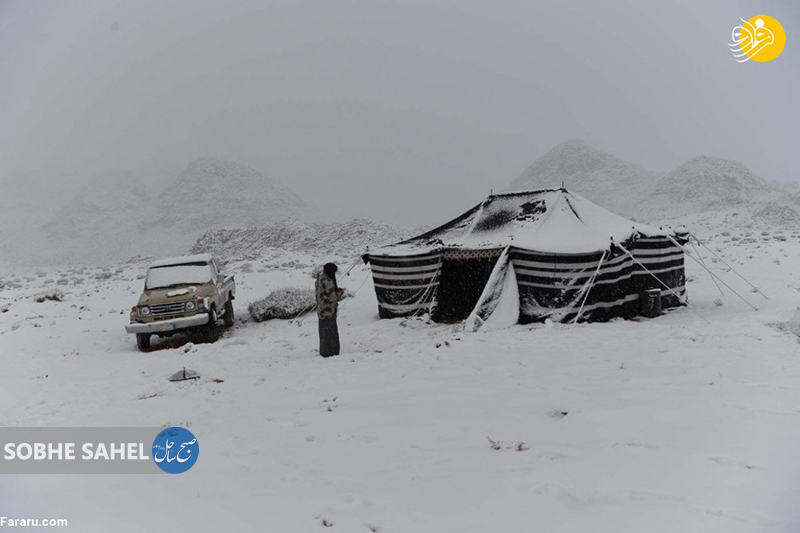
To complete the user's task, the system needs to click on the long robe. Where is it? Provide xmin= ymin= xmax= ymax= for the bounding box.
xmin=316 ymin=272 xmax=341 ymax=357
xmin=318 ymin=317 xmax=340 ymax=357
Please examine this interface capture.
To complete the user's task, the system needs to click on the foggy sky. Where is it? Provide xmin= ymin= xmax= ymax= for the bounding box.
xmin=1 ymin=0 xmax=798 ymax=225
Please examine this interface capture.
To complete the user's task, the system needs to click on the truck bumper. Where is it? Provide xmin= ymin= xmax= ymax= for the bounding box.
xmin=125 ymin=313 xmax=209 ymax=334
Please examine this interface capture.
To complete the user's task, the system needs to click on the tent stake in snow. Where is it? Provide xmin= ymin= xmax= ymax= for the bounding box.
xmin=168 ymin=367 xmax=200 ymax=382
xmin=690 ymin=234 xmax=768 ymax=300
xmin=667 ymin=235 xmax=758 ymax=311
xmin=613 ymin=242 xmax=711 ymax=325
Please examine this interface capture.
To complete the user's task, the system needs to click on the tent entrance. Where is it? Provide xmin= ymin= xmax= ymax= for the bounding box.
xmin=434 ymin=255 xmax=500 ymax=322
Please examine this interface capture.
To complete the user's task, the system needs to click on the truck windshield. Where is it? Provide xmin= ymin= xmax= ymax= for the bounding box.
xmin=145 ymin=264 xmax=213 ymax=290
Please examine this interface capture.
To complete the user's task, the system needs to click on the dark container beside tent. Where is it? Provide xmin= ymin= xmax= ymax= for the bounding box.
xmin=641 ymin=289 xmax=662 ymax=318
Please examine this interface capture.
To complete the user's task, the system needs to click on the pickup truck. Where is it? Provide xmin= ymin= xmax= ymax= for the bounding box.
xmin=125 ymin=254 xmax=235 ymax=350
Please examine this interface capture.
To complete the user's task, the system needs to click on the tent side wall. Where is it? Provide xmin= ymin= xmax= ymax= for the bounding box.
xmin=367 ymin=252 xmax=442 ymax=318
xmin=512 ymin=248 xmax=639 ymax=323
xmin=511 ymin=235 xmax=686 ymax=323
xmin=630 ymin=236 xmax=686 ymax=307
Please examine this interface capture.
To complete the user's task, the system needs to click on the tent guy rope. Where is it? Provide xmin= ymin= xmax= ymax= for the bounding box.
xmin=571 ymin=250 xmax=607 ymax=325
xmin=612 ymin=241 xmax=711 ymax=325
xmin=689 ymin=239 xmax=724 ymax=297
xmin=690 ymin=233 xmax=768 ymax=299
xmin=667 ymin=235 xmax=758 ymax=311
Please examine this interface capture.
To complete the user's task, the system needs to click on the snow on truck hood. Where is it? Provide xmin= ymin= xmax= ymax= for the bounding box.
xmin=138 ymin=286 xmax=205 ymax=304
xmin=368 ymin=188 xmax=669 ymax=256
xmin=166 ymin=287 xmax=197 ymax=297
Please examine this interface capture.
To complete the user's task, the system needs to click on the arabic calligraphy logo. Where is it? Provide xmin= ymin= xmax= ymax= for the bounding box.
xmin=152 ymin=427 xmax=199 ymax=474
xmin=730 ymin=15 xmax=786 ymax=63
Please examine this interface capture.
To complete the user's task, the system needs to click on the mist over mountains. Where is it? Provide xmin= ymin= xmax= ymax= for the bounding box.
xmin=506 ymin=139 xmax=800 ymax=228
xmin=154 ymin=157 xmax=312 ymax=232
xmin=1 ymin=158 xmax=314 ymax=266
xmin=2 ymin=141 xmax=798 ymax=268
xmin=506 ymin=139 xmax=662 ymax=215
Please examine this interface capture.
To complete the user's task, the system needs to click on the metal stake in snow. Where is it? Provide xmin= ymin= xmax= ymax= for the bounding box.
xmin=690 ymin=233 xmax=768 ymax=300
xmin=168 ymin=367 xmax=200 ymax=382
xmin=612 ymin=241 xmax=711 ymax=325
xmin=666 ymin=235 xmax=758 ymax=311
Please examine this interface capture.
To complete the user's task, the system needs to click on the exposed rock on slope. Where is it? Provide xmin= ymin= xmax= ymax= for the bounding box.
xmin=190 ymin=219 xmax=410 ymax=261
xmin=650 ymin=156 xmax=770 ymax=210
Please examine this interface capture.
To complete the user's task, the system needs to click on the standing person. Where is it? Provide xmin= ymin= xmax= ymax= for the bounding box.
xmin=316 ymin=262 xmax=344 ymax=357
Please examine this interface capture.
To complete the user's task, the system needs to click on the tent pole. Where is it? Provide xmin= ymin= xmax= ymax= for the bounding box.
xmin=667 ymin=236 xmax=758 ymax=311
xmin=572 ymin=250 xmax=607 ymax=325
xmin=613 ymin=242 xmax=711 ymax=325
xmin=690 ymin=233 xmax=768 ymax=299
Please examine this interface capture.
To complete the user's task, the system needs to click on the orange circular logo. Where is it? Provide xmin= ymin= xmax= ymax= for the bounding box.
xmin=730 ymin=15 xmax=786 ymax=63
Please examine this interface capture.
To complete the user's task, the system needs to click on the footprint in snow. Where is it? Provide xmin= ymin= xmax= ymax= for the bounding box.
xmin=707 ymin=456 xmax=759 ymax=470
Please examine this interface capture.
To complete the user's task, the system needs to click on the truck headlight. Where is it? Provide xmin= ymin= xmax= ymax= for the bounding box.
xmin=139 ymin=306 xmax=151 ymax=316
xmin=185 ymin=300 xmax=196 ymax=311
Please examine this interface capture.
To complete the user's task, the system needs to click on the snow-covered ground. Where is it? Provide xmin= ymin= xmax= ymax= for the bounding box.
xmin=1 ymin=234 xmax=800 ymax=532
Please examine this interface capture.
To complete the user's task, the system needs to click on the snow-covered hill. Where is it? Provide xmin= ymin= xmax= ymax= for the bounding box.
xmin=648 ymin=156 xmax=770 ymax=212
xmin=42 ymin=169 xmax=153 ymax=253
xmin=190 ymin=219 xmax=411 ymax=262
xmin=154 ymin=157 xmax=313 ymax=233
xmin=505 ymin=140 xmax=800 ymax=230
xmin=505 ymin=139 xmax=662 ymax=215
xmin=3 ymin=158 xmax=315 ymax=266
xmin=638 ymin=156 xmax=800 ymax=229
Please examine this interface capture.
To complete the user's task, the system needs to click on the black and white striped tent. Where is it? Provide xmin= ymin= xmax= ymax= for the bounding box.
xmin=362 ymin=188 xmax=686 ymax=325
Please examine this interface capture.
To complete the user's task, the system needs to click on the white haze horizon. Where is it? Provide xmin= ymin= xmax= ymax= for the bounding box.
xmin=0 ymin=138 xmax=793 ymax=226
xmin=2 ymin=0 xmax=799 ymax=227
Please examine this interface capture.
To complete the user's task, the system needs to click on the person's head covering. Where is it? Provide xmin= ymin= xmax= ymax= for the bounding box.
xmin=323 ymin=263 xmax=338 ymax=285
xmin=323 ymin=262 xmax=338 ymax=276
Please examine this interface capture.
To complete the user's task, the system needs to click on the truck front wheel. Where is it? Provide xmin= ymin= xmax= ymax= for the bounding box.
xmin=136 ymin=333 xmax=151 ymax=351
xmin=204 ymin=308 xmax=219 ymax=343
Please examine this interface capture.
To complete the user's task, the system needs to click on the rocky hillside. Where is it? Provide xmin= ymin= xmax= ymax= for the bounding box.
xmin=637 ymin=155 xmax=800 ymax=227
xmin=190 ymin=219 xmax=410 ymax=262
xmin=505 ymin=140 xmax=800 ymax=230
xmin=154 ymin=157 xmax=312 ymax=233
xmin=505 ymin=139 xmax=662 ymax=215
xmin=3 ymin=158 xmax=314 ymax=266
xmin=649 ymin=156 xmax=771 ymax=210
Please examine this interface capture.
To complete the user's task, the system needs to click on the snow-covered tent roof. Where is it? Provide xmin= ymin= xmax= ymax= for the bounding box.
xmin=370 ymin=188 xmax=665 ymax=256
xmin=364 ymin=188 xmax=686 ymax=324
